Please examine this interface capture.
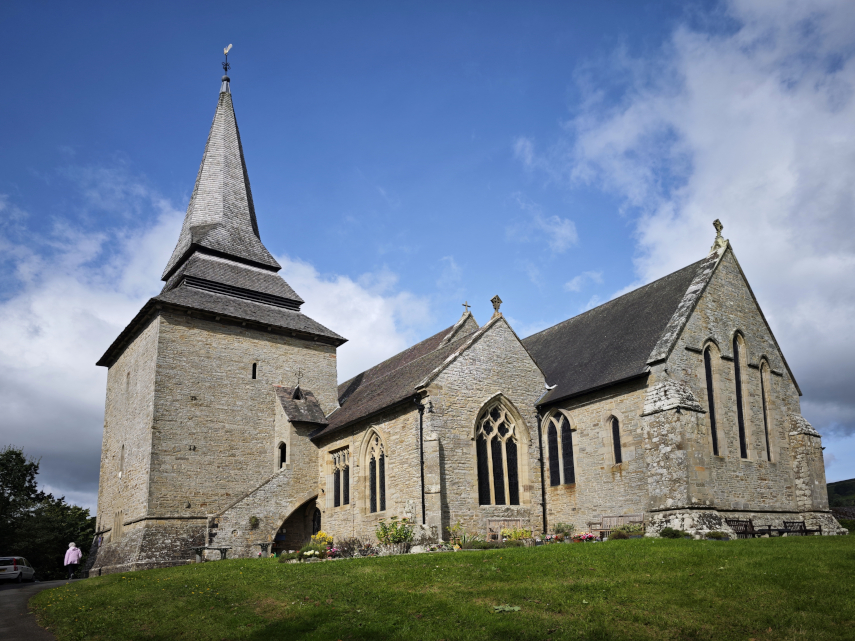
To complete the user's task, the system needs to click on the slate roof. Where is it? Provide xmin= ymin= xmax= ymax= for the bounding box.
xmin=96 ymin=77 xmax=346 ymax=368
xmin=523 ymin=257 xmax=708 ymax=406
xmin=162 ymin=79 xmax=280 ymax=280
xmin=162 ymin=253 xmax=304 ymax=308
xmin=274 ymin=386 xmax=328 ymax=425
xmin=312 ymin=314 xmax=480 ymax=440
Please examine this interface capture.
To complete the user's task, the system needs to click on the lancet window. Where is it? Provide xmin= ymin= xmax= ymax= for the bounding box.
xmin=366 ymin=435 xmax=385 ymax=513
xmin=704 ymin=345 xmax=720 ymax=456
xmin=331 ymin=448 xmax=350 ymax=508
xmin=760 ymin=362 xmax=772 ymax=462
xmin=546 ymin=413 xmax=575 ymax=486
xmin=611 ymin=417 xmax=622 ymax=465
xmin=278 ymin=443 xmax=287 ymax=468
xmin=476 ymin=402 xmax=521 ymax=505
xmin=733 ymin=335 xmax=748 ymax=459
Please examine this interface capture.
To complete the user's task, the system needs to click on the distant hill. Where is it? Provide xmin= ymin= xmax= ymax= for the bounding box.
xmin=827 ymin=477 xmax=855 ymax=507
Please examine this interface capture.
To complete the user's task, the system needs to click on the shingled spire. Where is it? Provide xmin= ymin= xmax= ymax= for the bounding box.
xmin=161 ymin=72 xmax=281 ymax=280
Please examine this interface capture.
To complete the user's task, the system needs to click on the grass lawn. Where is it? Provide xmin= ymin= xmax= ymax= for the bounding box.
xmin=31 ymin=536 xmax=854 ymax=641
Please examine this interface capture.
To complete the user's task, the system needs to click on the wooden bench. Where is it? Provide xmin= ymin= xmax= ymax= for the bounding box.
xmin=587 ymin=514 xmax=644 ymax=539
xmin=782 ymin=521 xmax=822 ymax=536
xmin=724 ymin=518 xmax=772 ymax=539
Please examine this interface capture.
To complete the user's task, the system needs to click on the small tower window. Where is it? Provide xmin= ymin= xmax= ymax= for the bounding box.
xmin=119 ymin=444 xmax=125 ymax=479
xmin=251 ymin=363 xmax=257 ymax=380
xmin=278 ymin=443 xmax=286 ymax=468
xmin=611 ymin=417 xmax=622 ymax=465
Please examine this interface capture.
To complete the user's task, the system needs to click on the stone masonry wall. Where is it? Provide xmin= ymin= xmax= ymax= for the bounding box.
xmin=316 ymin=403 xmax=423 ymax=543
xmin=542 ymin=378 xmax=651 ymax=535
xmin=97 ymin=316 xmax=159 ymax=537
xmin=666 ymin=249 xmax=809 ymax=513
xmin=424 ymin=317 xmax=545 ymax=538
xmin=147 ymin=310 xmax=338 ymax=518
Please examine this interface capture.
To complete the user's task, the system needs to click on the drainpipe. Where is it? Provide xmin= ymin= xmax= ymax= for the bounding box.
xmin=415 ymin=397 xmax=426 ymax=525
xmin=536 ymin=411 xmax=548 ymax=535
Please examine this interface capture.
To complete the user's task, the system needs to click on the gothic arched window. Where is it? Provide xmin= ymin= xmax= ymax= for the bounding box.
xmin=733 ymin=335 xmax=748 ymax=459
xmin=760 ymin=361 xmax=773 ymax=462
xmin=331 ymin=449 xmax=350 ymax=507
xmin=611 ymin=417 xmax=622 ymax=465
xmin=366 ymin=435 xmax=385 ymax=513
xmin=476 ymin=403 xmax=521 ymax=505
xmin=704 ymin=345 xmax=720 ymax=456
xmin=545 ymin=413 xmax=575 ymax=486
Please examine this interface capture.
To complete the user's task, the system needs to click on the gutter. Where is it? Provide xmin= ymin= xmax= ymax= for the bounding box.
xmin=415 ymin=397 xmax=426 ymax=526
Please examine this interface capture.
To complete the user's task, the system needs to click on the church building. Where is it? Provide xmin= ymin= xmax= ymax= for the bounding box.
xmin=88 ymin=71 xmax=842 ymax=575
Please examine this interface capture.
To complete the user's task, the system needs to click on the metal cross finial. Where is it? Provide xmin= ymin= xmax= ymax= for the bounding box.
xmin=462 ymin=301 xmax=471 ymax=313
xmin=222 ymin=43 xmax=233 ymax=75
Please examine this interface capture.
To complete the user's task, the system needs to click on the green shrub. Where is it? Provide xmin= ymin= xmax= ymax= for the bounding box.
xmin=659 ymin=527 xmax=688 ymax=539
xmin=501 ymin=527 xmax=533 ymax=541
xmin=838 ymin=518 xmax=855 ymax=532
xmin=465 ymin=540 xmax=502 ymax=550
xmin=613 ymin=522 xmax=645 ymax=535
xmin=376 ymin=516 xmax=414 ymax=544
xmin=248 ymin=515 xmax=260 ymax=530
xmin=706 ymin=531 xmax=727 ymax=540
xmin=277 ymin=552 xmax=300 ymax=562
xmin=299 ymin=543 xmax=326 ymax=560
xmin=503 ymin=540 xmax=524 ymax=548
xmin=553 ymin=522 xmax=575 ymax=537
xmin=609 ymin=530 xmax=630 ymax=540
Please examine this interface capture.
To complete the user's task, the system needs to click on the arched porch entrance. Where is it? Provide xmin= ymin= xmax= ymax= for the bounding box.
xmin=272 ymin=495 xmax=319 ymax=554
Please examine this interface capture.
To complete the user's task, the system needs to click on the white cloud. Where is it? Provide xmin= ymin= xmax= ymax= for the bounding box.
xmin=0 ymin=167 xmax=432 ymax=512
xmin=564 ymin=270 xmax=603 ymax=292
xmin=507 ymin=193 xmax=578 ymax=253
xmin=520 ymin=0 xmax=855 ymax=456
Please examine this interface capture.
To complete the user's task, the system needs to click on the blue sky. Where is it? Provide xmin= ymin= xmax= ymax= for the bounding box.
xmin=2 ymin=0 xmax=854 ymax=510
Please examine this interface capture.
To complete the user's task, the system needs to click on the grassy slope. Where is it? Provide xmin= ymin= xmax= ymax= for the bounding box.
xmin=31 ymin=537 xmax=854 ymax=641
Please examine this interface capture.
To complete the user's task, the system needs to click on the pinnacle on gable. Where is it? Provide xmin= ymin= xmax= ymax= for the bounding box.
xmin=710 ymin=219 xmax=728 ymax=252
xmin=161 ymin=74 xmax=281 ymax=281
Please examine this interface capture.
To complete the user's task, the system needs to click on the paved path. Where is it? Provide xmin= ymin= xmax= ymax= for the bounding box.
xmin=0 ymin=579 xmax=69 ymax=640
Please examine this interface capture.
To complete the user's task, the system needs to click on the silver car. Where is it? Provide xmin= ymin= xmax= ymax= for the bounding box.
xmin=0 ymin=557 xmax=36 ymax=583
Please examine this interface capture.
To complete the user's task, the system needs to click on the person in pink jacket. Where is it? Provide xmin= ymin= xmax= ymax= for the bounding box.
xmin=64 ymin=542 xmax=83 ymax=580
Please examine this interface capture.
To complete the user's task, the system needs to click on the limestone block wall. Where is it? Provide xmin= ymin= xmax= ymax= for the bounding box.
xmin=316 ymin=404 xmax=423 ymax=543
xmin=424 ymin=318 xmax=545 ymax=538
xmin=789 ymin=417 xmax=830 ymax=513
xmin=97 ymin=316 xmax=160 ymax=536
xmin=542 ymin=378 xmax=650 ymax=535
xmin=667 ymin=250 xmax=803 ymax=512
xmin=208 ymin=418 xmax=322 ymax=558
xmin=147 ymin=311 xmax=338 ymax=517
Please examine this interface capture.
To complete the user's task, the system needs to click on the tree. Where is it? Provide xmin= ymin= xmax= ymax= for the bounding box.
xmin=0 ymin=446 xmax=96 ymax=579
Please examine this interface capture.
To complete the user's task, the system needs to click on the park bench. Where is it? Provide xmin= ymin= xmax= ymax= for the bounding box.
xmin=782 ymin=521 xmax=822 ymax=536
xmin=587 ymin=513 xmax=644 ymax=539
xmin=724 ymin=518 xmax=773 ymax=539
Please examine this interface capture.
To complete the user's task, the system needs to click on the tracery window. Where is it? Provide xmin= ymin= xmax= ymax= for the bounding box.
xmin=476 ymin=403 xmax=521 ymax=505
xmin=611 ymin=417 xmax=622 ymax=465
xmin=760 ymin=362 xmax=772 ymax=462
xmin=330 ymin=449 xmax=350 ymax=508
xmin=366 ymin=436 xmax=385 ymax=513
xmin=733 ymin=335 xmax=748 ymax=459
xmin=546 ymin=413 xmax=575 ymax=486
xmin=704 ymin=345 xmax=720 ymax=456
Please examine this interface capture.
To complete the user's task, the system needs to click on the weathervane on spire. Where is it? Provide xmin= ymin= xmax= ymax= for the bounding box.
xmin=222 ymin=44 xmax=233 ymax=76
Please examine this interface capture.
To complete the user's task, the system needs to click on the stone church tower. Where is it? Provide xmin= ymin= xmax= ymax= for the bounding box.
xmin=90 ymin=73 xmax=345 ymax=574
xmin=89 ymin=71 xmax=844 ymax=575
